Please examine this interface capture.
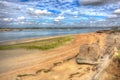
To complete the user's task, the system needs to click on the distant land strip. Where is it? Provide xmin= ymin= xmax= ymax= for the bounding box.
xmin=0 ymin=27 xmax=116 ymax=31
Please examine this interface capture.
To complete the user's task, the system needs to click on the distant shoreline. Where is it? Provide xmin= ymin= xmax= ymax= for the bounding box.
xmin=0 ymin=27 xmax=112 ymax=32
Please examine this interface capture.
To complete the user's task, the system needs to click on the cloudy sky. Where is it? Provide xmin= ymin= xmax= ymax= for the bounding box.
xmin=0 ymin=0 xmax=120 ymax=28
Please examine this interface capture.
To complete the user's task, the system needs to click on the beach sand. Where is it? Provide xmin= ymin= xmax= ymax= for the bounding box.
xmin=0 ymin=31 xmax=119 ymax=80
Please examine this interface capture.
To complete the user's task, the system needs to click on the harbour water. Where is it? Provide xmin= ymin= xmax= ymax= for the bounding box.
xmin=0 ymin=28 xmax=110 ymax=42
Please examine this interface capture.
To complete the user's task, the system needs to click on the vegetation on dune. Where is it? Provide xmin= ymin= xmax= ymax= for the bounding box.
xmin=0 ymin=36 xmax=74 ymax=50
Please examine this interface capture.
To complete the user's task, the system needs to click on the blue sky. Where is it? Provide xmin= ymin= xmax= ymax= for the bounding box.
xmin=0 ymin=0 xmax=120 ymax=28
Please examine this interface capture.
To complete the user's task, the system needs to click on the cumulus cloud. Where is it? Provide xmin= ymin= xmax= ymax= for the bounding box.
xmin=17 ymin=16 xmax=25 ymax=20
xmin=58 ymin=0 xmax=73 ymax=3
xmin=27 ymin=8 xmax=34 ymax=11
xmin=113 ymin=9 xmax=120 ymax=14
xmin=54 ymin=16 xmax=65 ymax=21
xmin=78 ymin=8 xmax=108 ymax=17
xmin=3 ymin=18 xmax=13 ymax=22
xmin=33 ymin=10 xmax=51 ymax=15
xmin=108 ymin=14 xmax=118 ymax=18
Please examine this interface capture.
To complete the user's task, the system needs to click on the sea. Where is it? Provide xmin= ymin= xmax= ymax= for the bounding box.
xmin=0 ymin=28 xmax=111 ymax=42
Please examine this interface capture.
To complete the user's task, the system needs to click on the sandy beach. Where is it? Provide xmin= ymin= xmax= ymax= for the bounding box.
xmin=0 ymin=31 xmax=120 ymax=80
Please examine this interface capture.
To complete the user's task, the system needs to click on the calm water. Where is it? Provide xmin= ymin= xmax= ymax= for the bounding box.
xmin=0 ymin=28 xmax=110 ymax=42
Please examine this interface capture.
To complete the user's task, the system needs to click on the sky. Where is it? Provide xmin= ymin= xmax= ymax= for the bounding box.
xmin=0 ymin=0 xmax=120 ymax=28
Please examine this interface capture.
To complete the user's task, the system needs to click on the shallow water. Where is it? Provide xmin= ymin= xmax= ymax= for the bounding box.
xmin=0 ymin=28 xmax=110 ymax=42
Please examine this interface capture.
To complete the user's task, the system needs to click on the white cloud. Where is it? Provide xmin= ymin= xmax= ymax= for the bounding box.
xmin=3 ymin=18 xmax=13 ymax=22
xmin=34 ymin=10 xmax=51 ymax=15
xmin=79 ymin=8 xmax=108 ymax=17
xmin=114 ymin=9 xmax=120 ymax=14
xmin=27 ymin=8 xmax=34 ymax=11
xmin=108 ymin=14 xmax=118 ymax=18
xmin=17 ymin=16 xmax=25 ymax=20
xmin=54 ymin=19 xmax=60 ymax=22
xmin=74 ymin=16 xmax=78 ymax=18
xmin=58 ymin=0 xmax=73 ymax=3
xmin=54 ymin=16 xmax=65 ymax=21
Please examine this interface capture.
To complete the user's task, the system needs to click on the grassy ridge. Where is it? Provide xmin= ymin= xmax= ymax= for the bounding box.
xmin=0 ymin=36 xmax=74 ymax=50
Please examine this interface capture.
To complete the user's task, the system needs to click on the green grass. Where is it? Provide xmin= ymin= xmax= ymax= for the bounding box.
xmin=0 ymin=36 xmax=74 ymax=50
